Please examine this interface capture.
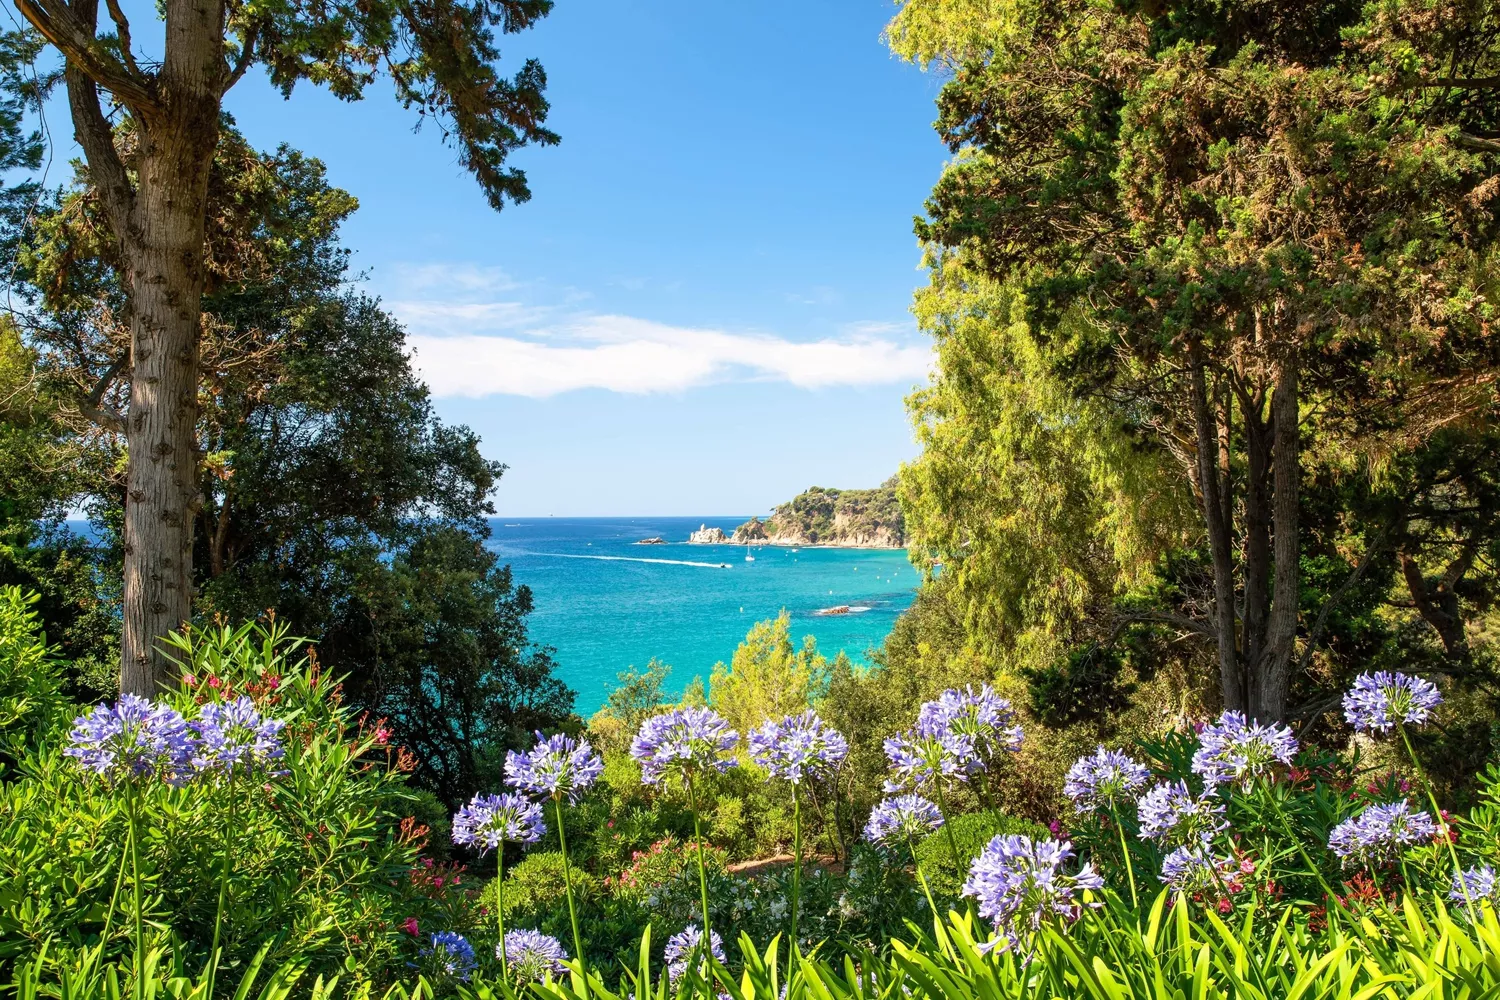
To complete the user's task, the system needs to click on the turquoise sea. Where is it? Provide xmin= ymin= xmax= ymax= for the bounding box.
xmin=486 ymin=517 xmax=918 ymax=715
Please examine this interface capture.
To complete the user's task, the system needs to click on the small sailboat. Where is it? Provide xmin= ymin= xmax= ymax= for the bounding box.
xmin=745 ymin=546 xmax=755 ymax=562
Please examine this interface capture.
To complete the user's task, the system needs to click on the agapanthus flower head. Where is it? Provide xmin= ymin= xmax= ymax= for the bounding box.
xmin=863 ymin=794 xmax=944 ymax=846
xmin=1135 ymin=780 xmax=1227 ymax=847
xmin=1064 ymin=747 xmax=1151 ymax=814
xmin=1343 ymin=672 xmax=1443 ymax=734
xmin=64 ymin=695 xmax=195 ymax=785
xmin=501 ymin=929 xmax=568 ymax=983
xmin=747 ymin=710 xmax=847 ymax=785
xmin=883 ymin=728 xmax=978 ymax=791
xmin=420 ymin=931 xmax=476 ymax=981
xmin=961 ymin=835 xmax=1104 ymax=949
xmin=663 ymin=923 xmax=725 ymax=984
xmin=916 ymin=685 xmax=1024 ymax=755
xmin=190 ymin=696 xmax=286 ymax=778
xmin=1160 ymin=845 xmax=1238 ymax=896
xmin=451 ymin=792 xmax=545 ymax=852
xmin=630 ymin=708 xmax=739 ymax=785
xmin=1451 ymin=865 xmax=1499 ymax=905
xmin=1191 ymin=711 xmax=1298 ymax=787
xmin=505 ymin=731 xmax=604 ymax=803
xmin=1328 ymin=800 xmax=1436 ymax=867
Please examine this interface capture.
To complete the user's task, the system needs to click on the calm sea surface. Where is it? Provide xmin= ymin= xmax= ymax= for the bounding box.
xmin=486 ymin=517 xmax=918 ymax=714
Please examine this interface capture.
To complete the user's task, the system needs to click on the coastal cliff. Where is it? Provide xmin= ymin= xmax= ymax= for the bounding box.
xmin=731 ymin=478 xmax=905 ymax=548
xmin=687 ymin=524 xmax=728 ymax=544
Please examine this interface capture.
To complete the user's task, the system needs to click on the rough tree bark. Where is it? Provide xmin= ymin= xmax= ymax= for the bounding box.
xmin=1187 ymin=344 xmax=1302 ymax=721
xmin=1253 ymin=358 xmax=1300 ymax=722
xmin=1189 ymin=348 xmax=1245 ymax=712
xmin=1400 ymin=545 xmax=1477 ymax=664
xmin=18 ymin=0 xmax=227 ymax=694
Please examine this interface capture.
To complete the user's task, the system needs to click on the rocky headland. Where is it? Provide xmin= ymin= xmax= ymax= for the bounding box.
xmin=729 ymin=478 xmax=905 ymax=549
xmin=687 ymin=524 xmax=729 ymax=544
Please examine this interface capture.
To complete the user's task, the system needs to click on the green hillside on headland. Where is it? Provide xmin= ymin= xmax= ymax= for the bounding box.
xmin=733 ymin=477 xmax=905 ymax=548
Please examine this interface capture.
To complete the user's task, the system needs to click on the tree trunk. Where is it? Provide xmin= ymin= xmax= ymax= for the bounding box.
xmin=1400 ymin=547 xmax=1475 ymax=664
xmin=1241 ymin=389 xmax=1272 ymax=690
xmin=1189 ymin=351 xmax=1244 ymax=711
xmin=1253 ymin=358 xmax=1300 ymax=722
xmin=116 ymin=0 xmax=225 ymax=695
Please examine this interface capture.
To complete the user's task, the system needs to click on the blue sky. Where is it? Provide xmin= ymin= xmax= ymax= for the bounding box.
xmin=55 ymin=2 xmax=951 ymax=515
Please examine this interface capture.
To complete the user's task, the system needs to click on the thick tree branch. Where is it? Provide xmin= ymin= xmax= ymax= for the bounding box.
xmin=1456 ymin=132 xmax=1500 ymax=153
xmin=64 ymin=63 xmax=135 ymax=243
xmin=1407 ymin=75 xmax=1500 ymax=90
xmin=75 ymin=351 xmax=128 ymax=432
xmin=221 ymin=24 xmax=257 ymax=95
xmin=13 ymin=0 xmax=157 ymax=111
xmin=101 ymin=0 xmax=141 ymax=80
xmin=1118 ymin=609 xmax=1217 ymax=641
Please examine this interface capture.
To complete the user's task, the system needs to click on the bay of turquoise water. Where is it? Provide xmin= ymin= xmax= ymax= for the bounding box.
xmin=486 ymin=517 xmax=918 ymax=715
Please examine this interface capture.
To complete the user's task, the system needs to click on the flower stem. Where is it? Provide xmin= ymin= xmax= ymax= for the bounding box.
xmin=934 ymin=783 xmax=964 ymax=876
xmin=125 ymin=783 xmax=144 ymax=1000
xmin=1109 ymin=804 xmax=1138 ymax=909
xmin=906 ymin=836 xmax=939 ymax=919
xmin=1264 ymin=785 xmax=1341 ymax=909
xmin=687 ymin=775 xmax=714 ymax=999
xmin=206 ymin=789 xmax=237 ymax=999
xmin=98 ymin=832 xmax=130 ymax=955
xmin=552 ymin=797 xmax=589 ymax=995
xmin=1399 ymin=725 xmax=1475 ymax=920
xmin=497 ymin=848 xmax=508 ymax=983
xmin=690 ymin=779 xmax=714 ymax=953
xmin=790 ymin=785 xmax=802 ymax=958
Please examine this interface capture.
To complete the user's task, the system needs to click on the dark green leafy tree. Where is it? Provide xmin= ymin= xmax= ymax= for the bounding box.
xmin=18 ymin=126 xmax=573 ymax=803
xmin=13 ymin=0 xmax=558 ymax=694
xmin=890 ymin=0 xmax=1500 ymax=721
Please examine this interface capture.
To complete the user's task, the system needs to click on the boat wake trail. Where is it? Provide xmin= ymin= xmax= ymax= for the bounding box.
xmin=531 ymin=552 xmax=732 ymax=569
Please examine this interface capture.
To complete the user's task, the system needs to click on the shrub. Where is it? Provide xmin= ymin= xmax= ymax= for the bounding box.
xmin=914 ymin=810 xmax=1049 ymax=900
xmin=492 ymin=851 xmax=600 ymax=916
xmin=0 ymin=586 xmax=69 ymax=774
xmin=0 ymin=617 xmax=437 ymax=987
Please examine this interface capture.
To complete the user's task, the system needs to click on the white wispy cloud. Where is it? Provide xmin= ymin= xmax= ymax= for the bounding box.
xmin=384 ymin=262 xmax=932 ymax=399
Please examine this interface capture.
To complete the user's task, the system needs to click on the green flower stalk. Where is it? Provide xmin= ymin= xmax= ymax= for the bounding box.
xmin=748 ymin=711 xmax=847 ymax=954
xmin=1342 ymin=670 xmax=1473 ymax=918
xmin=451 ymin=791 xmax=546 ymax=981
xmin=631 ymin=707 xmax=740 ymax=970
xmin=64 ymin=696 xmax=196 ymax=1000
xmin=505 ymin=731 xmax=605 ymax=992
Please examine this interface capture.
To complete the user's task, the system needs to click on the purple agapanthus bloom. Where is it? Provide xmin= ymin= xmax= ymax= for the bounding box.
xmin=916 ymin=685 xmax=1024 ymax=755
xmin=747 ymin=710 xmax=847 ymax=785
xmin=1064 ymin=747 xmax=1151 ymax=814
xmin=630 ymin=708 xmax=739 ymax=786
xmin=64 ymin=695 xmax=195 ymax=785
xmin=1135 ymin=780 xmax=1227 ymax=847
xmin=505 ymin=731 xmax=604 ymax=803
xmin=863 ymin=794 xmax=944 ymax=846
xmin=421 ymin=930 xmax=476 ymax=981
xmin=883 ymin=729 xmax=979 ymax=791
xmin=190 ymin=696 xmax=286 ymax=778
xmin=501 ymin=929 xmax=568 ymax=982
xmin=1343 ymin=672 xmax=1443 ymax=734
xmin=663 ymin=923 xmax=725 ymax=984
xmin=1191 ymin=711 xmax=1298 ymax=788
xmin=1451 ymin=865 xmax=1499 ymax=904
xmin=1328 ymin=800 xmax=1437 ymax=867
xmin=1160 ymin=846 xmax=1236 ymax=895
xmin=961 ymin=835 xmax=1104 ymax=949
xmin=451 ymin=792 xmax=546 ymax=852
